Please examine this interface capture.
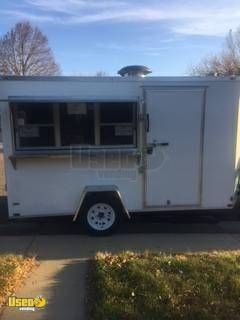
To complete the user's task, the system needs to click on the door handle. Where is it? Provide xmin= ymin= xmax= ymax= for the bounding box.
xmin=158 ymin=142 xmax=169 ymax=146
xmin=152 ymin=140 xmax=169 ymax=147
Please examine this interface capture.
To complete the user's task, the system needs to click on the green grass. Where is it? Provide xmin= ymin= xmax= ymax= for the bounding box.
xmin=90 ymin=251 xmax=240 ymax=320
xmin=0 ymin=254 xmax=36 ymax=307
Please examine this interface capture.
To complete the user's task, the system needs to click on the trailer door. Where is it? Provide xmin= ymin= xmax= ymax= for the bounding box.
xmin=144 ymin=88 xmax=205 ymax=207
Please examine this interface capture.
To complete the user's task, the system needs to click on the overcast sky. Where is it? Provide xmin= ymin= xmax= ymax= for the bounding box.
xmin=1 ymin=0 xmax=240 ymax=75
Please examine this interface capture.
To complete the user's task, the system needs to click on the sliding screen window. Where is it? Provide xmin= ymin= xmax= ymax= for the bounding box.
xmin=59 ymin=103 xmax=95 ymax=146
xmin=12 ymin=101 xmax=137 ymax=150
xmin=99 ymin=102 xmax=136 ymax=146
xmin=13 ymin=103 xmax=55 ymax=148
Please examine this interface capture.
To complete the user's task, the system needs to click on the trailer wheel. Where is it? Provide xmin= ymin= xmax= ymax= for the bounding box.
xmin=81 ymin=195 xmax=122 ymax=235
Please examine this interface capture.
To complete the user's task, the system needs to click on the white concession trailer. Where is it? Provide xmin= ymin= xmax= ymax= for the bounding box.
xmin=0 ymin=66 xmax=240 ymax=234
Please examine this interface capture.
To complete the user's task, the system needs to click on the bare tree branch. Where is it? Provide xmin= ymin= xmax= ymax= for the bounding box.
xmin=0 ymin=21 xmax=60 ymax=76
xmin=190 ymin=28 xmax=240 ymax=76
xmin=95 ymin=71 xmax=108 ymax=77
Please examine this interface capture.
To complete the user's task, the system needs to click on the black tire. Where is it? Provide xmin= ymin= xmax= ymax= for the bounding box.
xmin=80 ymin=194 xmax=122 ymax=235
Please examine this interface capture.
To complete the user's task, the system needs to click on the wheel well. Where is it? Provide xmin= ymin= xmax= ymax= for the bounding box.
xmin=73 ymin=191 xmax=130 ymax=222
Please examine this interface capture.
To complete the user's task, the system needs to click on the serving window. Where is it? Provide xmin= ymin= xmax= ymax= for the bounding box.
xmin=11 ymin=101 xmax=137 ymax=150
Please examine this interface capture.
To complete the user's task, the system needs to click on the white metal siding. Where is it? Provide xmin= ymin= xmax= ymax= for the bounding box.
xmin=201 ymin=82 xmax=240 ymax=208
xmin=0 ymin=77 xmax=239 ymax=217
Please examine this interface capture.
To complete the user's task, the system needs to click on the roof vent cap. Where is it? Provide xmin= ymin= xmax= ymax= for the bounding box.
xmin=118 ymin=65 xmax=152 ymax=77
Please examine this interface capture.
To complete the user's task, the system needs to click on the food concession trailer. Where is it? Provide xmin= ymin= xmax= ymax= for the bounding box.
xmin=0 ymin=65 xmax=240 ymax=235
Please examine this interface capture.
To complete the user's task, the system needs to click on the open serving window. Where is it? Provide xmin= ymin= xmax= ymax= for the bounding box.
xmin=11 ymin=101 xmax=138 ymax=153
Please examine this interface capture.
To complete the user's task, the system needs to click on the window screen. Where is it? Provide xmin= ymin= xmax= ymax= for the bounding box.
xmin=59 ymin=103 xmax=95 ymax=146
xmin=100 ymin=102 xmax=134 ymax=123
xmin=100 ymin=126 xmax=134 ymax=145
xmin=99 ymin=102 xmax=136 ymax=146
xmin=13 ymin=103 xmax=55 ymax=148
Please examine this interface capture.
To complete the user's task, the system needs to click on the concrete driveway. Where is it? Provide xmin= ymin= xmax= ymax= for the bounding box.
xmin=0 ymin=215 xmax=240 ymax=320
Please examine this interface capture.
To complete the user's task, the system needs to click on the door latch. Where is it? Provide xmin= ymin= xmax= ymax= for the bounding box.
xmin=147 ymin=140 xmax=169 ymax=154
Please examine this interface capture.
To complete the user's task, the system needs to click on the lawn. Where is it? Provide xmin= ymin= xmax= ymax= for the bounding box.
xmin=90 ymin=251 xmax=240 ymax=320
xmin=0 ymin=254 xmax=36 ymax=307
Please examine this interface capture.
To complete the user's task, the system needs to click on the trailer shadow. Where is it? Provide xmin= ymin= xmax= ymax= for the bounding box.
xmin=0 ymin=212 xmax=240 ymax=262
xmin=0 ymin=210 xmax=239 ymax=236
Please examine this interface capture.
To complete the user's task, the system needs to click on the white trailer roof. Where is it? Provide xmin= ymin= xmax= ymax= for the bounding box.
xmin=0 ymin=75 xmax=239 ymax=82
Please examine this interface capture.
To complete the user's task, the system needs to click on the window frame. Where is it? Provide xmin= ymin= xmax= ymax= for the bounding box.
xmin=11 ymin=100 xmax=139 ymax=152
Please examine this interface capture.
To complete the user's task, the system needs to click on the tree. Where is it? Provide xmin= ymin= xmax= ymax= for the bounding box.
xmin=0 ymin=21 xmax=60 ymax=76
xmin=95 ymin=71 xmax=108 ymax=77
xmin=191 ymin=29 xmax=240 ymax=76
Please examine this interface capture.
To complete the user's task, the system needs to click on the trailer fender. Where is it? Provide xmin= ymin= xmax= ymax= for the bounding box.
xmin=73 ymin=185 xmax=130 ymax=222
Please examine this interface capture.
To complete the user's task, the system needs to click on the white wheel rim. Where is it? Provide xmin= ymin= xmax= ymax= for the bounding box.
xmin=87 ymin=203 xmax=116 ymax=231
